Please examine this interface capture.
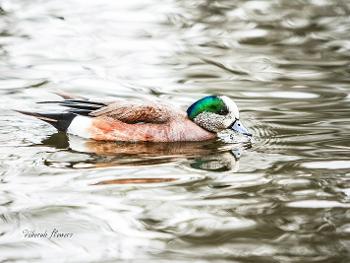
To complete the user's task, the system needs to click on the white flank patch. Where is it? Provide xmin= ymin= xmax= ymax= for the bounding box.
xmin=67 ymin=116 xmax=92 ymax=139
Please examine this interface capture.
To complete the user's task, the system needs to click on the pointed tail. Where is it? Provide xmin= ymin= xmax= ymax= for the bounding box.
xmin=16 ymin=110 xmax=76 ymax=132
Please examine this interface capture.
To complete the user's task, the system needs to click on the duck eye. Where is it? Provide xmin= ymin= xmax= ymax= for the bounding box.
xmin=218 ymin=108 xmax=229 ymax=115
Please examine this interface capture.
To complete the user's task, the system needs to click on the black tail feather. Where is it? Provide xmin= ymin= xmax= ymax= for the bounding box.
xmin=67 ymin=109 xmax=92 ymax=116
xmin=38 ymin=99 xmax=105 ymax=106
xmin=16 ymin=110 xmax=76 ymax=132
xmin=64 ymin=99 xmax=106 ymax=106
xmin=60 ymin=102 xmax=102 ymax=110
xmin=37 ymin=99 xmax=106 ymax=115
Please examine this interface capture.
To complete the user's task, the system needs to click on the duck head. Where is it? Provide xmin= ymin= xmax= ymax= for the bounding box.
xmin=187 ymin=95 xmax=252 ymax=137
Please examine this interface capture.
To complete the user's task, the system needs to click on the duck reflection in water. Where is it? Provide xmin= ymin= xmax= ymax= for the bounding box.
xmin=40 ymin=132 xmax=250 ymax=185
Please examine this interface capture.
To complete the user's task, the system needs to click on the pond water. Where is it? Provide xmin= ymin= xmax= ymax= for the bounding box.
xmin=0 ymin=0 xmax=350 ymax=262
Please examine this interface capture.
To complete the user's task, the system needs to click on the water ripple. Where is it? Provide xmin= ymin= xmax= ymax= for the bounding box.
xmin=0 ymin=0 xmax=350 ymax=261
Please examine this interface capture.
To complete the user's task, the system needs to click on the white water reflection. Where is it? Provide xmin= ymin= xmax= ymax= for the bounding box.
xmin=302 ymin=160 xmax=350 ymax=169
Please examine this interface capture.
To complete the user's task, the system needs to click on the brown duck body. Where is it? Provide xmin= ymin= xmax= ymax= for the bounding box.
xmin=18 ymin=94 xmax=216 ymax=142
xmin=89 ymin=114 xmax=215 ymax=142
xmin=75 ymin=98 xmax=216 ymax=142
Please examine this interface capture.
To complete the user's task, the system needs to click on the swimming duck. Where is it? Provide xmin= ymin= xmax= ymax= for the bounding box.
xmin=17 ymin=92 xmax=252 ymax=142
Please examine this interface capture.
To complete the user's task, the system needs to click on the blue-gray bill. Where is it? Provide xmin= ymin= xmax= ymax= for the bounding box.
xmin=230 ymin=119 xmax=252 ymax=137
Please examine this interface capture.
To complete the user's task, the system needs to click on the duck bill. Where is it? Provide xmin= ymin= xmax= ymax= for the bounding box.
xmin=230 ymin=120 xmax=252 ymax=137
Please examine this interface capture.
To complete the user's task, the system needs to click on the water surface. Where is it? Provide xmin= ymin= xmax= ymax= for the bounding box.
xmin=0 ymin=0 xmax=350 ymax=262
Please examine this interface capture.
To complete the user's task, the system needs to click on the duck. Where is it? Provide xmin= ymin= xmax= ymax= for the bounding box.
xmin=16 ymin=92 xmax=252 ymax=143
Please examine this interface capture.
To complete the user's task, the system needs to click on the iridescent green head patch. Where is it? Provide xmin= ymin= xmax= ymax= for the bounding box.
xmin=187 ymin=95 xmax=229 ymax=120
